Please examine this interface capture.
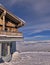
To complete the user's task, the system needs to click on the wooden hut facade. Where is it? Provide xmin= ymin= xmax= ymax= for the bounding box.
xmin=0 ymin=5 xmax=25 ymax=62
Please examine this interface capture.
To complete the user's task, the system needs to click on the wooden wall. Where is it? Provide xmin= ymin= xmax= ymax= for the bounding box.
xmin=0 ymin=18 xmax=18 ymax=32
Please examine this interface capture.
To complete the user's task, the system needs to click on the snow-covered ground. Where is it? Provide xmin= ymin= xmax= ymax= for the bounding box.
xmin=0 ymin=52 xmax=50 ymax=65
xmin=0 ymin=42 xmax=50 ymax=65
xmin=16 ymin=42 xmax=50 ymax=52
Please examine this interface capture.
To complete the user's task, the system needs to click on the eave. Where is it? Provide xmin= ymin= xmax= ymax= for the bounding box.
xmin=0 ymin=5 xmax=25 ymax=28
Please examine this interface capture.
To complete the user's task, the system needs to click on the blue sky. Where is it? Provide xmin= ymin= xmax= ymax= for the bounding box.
xmin=0 ymin=0 xmax=50 ymax=41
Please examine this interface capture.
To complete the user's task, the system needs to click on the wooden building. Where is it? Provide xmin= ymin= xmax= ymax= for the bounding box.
xmin=0 ymin=5 xmax=25 ymax=62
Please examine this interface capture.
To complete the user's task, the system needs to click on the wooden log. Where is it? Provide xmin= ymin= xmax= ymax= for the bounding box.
xmin=0 ymin=26 xmax=3 ymax=31
xmin=0 ymin=18 xmax=3 ymax=25
xmin=3 ymin=15 xmax=5 ymax=31
xmin=8 ymin=43 xmax=10 ymax=55
xmin=11 ymin=28 xmax=18 ymax=32
xmin=6 ymin=21 xmax=16 ymax=27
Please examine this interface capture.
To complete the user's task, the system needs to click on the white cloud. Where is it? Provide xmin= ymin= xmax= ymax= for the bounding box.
xmin=33 ymin=0 xmax=50 ymax=14
xmin=9 ymin=0 xmax=23 ymax=6
xmin=7 ymin=0 xmax=50 ymax=15
xmin=33 ymin=35 xmax=49 ymax=38
xmin=22 ymin=22 xmax=50 ymax=36
xmin=24 ymin=35 xmax=50 ymax=41
xmin=5 ymin=0 xmax=24 ymax=6
xmin=24 ymin=40 xmax=50 ymax=43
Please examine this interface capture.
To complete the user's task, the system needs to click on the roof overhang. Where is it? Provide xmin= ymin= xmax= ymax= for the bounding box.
xmin=0 ymin=4 xmax=25 ymax=28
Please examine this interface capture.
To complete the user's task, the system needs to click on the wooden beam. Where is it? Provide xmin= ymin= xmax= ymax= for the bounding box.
xmin=2 ymin=10 xmax=6 ymax=31
xmin=0 ymin=10 xmax=6 ymax=18
xmin=0 ymin=43 xmax=2 ymax=58
xmin=3 ymin=15 xmax=5 ymax=31
xmin=17 ymin=22 xmax=22 ymax=27
xmin=8 ymin=43 xmax=10 ymax=55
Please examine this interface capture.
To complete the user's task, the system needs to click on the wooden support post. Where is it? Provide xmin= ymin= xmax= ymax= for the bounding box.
xmin=3 ymin=15 xmax=5 ymax=31
xmin=0 ymin=43 xmax=2 ymax=58
xmin=2 ymin=10 xmax=6 ymax=31
xmin=8 ymin=43 xmax=10 ymax=55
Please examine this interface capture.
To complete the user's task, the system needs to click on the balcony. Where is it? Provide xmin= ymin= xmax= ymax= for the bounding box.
xmin=0 ymin=31 xmax=23 ymax=37
xmin=0 ymin=31 xmax=23 ymax=42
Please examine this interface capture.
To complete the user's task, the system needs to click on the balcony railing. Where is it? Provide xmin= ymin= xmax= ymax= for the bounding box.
xmin=0 ymin=31 xmax=23 ymax=37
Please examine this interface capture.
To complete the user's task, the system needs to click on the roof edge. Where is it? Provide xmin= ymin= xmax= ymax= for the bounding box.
xmin=0 ymin=4 xmax=25 ymax=27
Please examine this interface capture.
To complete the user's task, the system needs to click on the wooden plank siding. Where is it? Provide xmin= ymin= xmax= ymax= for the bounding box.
xmin=0 ymin=31 xmax=22 ymax=37
xmin=0 ymin=18 xmax=18 ymax=32
xmin=0 ymin=26 xmax=3 ymax=31
xmin=6 ymin=21 xmax=16 ymax=27
xmin=6 ymin=27 xmax=18 ymax=32
xmin=0 ymin=18 xmax=3 ymax=25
